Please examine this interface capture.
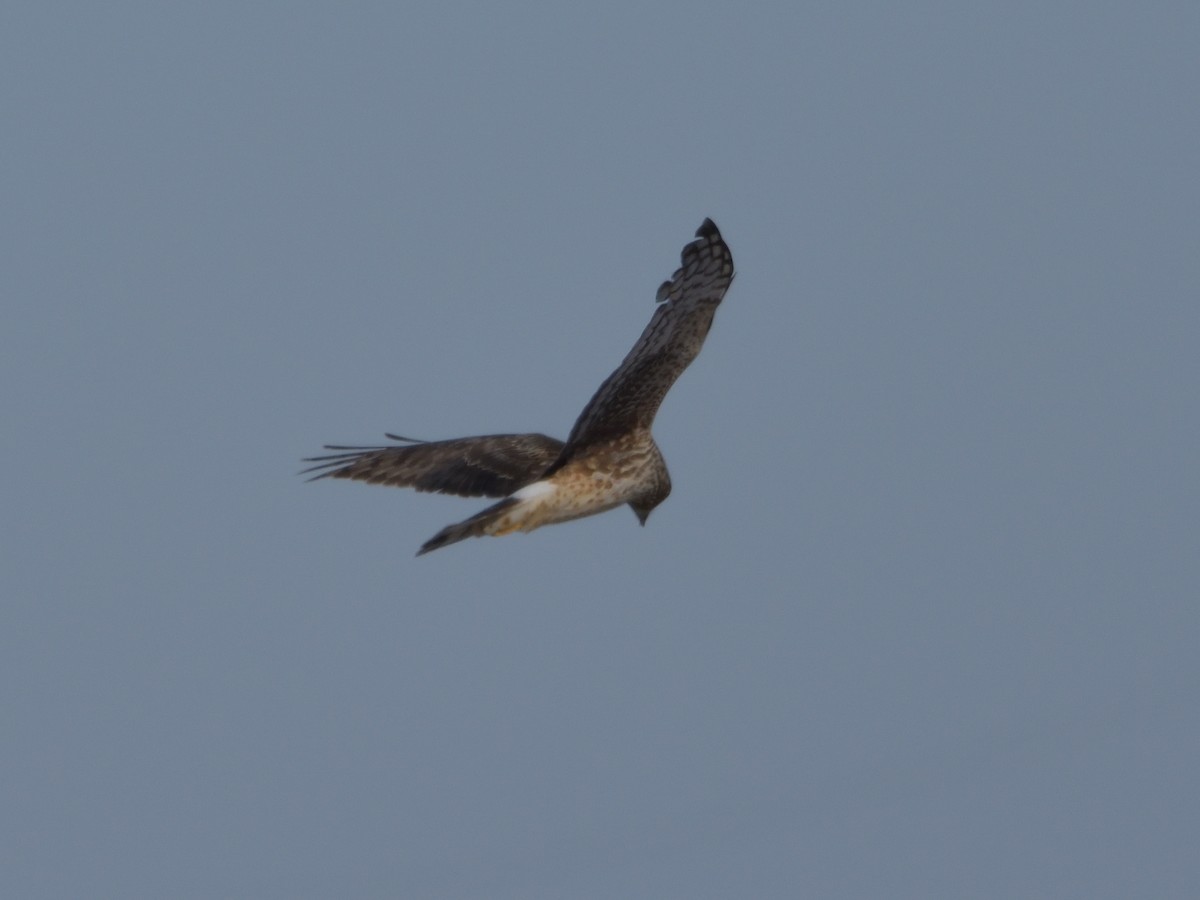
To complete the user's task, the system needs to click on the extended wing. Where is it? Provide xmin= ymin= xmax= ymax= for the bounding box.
xmin=301 ymin=433 xmax=563 ymax=498
xmin=561 ymin=218 xmax=734 ymax=449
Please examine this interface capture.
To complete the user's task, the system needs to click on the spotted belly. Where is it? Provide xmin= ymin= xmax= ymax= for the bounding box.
xmin=484 ymin=467 xmax=630 ymax=536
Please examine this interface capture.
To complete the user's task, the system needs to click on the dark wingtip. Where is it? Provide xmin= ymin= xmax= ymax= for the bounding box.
xmin=416 ymin=530 xmax=450 ymax=556
xmin=382 ymin=433 xmax=426 ymax=444
xmin=656 ymin=219 xmax=720 ymax=303
xmin=300 ymin=433 xmax=426 ymax=482
xmin=298 ymin=458 xmax=342 ymax=481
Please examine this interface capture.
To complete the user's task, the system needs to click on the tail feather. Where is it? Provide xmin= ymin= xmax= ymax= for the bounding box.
xmin=416 ymin=497 xmax=519 ymax=556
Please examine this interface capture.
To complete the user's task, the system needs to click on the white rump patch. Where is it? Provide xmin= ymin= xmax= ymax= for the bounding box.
xmin=513 ymin=480 xmax=557 ymax=501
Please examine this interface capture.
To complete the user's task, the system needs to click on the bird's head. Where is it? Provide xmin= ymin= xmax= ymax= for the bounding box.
xmin=630 ymin=477 xmax=671 ymax=526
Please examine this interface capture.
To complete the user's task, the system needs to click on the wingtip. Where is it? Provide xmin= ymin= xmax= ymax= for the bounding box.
xmin=415 ymin=527 xmax=453 ymax=556
xmin=415 ymin=535 xmax=441 ymax=556
xmin=655 ymin=219 xmax=721 ymax=303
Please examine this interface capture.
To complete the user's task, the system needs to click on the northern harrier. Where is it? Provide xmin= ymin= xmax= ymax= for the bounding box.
xmin=304 ymin=218 xmax=735 ymax=555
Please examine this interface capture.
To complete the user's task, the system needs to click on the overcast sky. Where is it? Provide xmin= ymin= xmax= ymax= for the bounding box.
xmin=4 ymin=3 xmax=1198 ymax=898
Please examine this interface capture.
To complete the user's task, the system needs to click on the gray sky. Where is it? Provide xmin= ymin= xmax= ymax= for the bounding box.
xmin=4 ymin=3 xmax=1198 ymax=898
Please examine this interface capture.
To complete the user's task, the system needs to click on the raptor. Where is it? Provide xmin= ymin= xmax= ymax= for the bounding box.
xmin=303 ymin=219 xmax=735 ymax=555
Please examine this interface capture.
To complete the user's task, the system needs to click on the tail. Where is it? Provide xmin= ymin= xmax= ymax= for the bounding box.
xmin=416 ymin=497 xmax=521 ymax=556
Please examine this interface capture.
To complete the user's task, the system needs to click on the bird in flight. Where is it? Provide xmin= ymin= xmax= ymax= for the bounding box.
xmin=303 ymin=218 xmax=735 ymax=555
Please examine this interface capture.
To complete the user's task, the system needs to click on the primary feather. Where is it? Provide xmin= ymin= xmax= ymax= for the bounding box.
xmin=301 ymin=433 xmax=564 ymax=498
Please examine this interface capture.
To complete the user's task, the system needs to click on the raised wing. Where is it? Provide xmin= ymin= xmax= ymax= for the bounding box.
xmin=562 ymin=218 xmax=734 ymax=448
xmin=301 ymin=433 xmax=564 ymax=498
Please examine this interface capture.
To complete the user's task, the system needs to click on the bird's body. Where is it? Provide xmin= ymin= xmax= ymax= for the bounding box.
xmin=415 ymin=429 xmax=670 ymax=554
xmin=303 ymin=219 xmax=734 ymax=555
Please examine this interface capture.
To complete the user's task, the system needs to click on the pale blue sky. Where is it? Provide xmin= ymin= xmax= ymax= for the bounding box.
xmin=3 ymin=3 xmax=1198 ymax=898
